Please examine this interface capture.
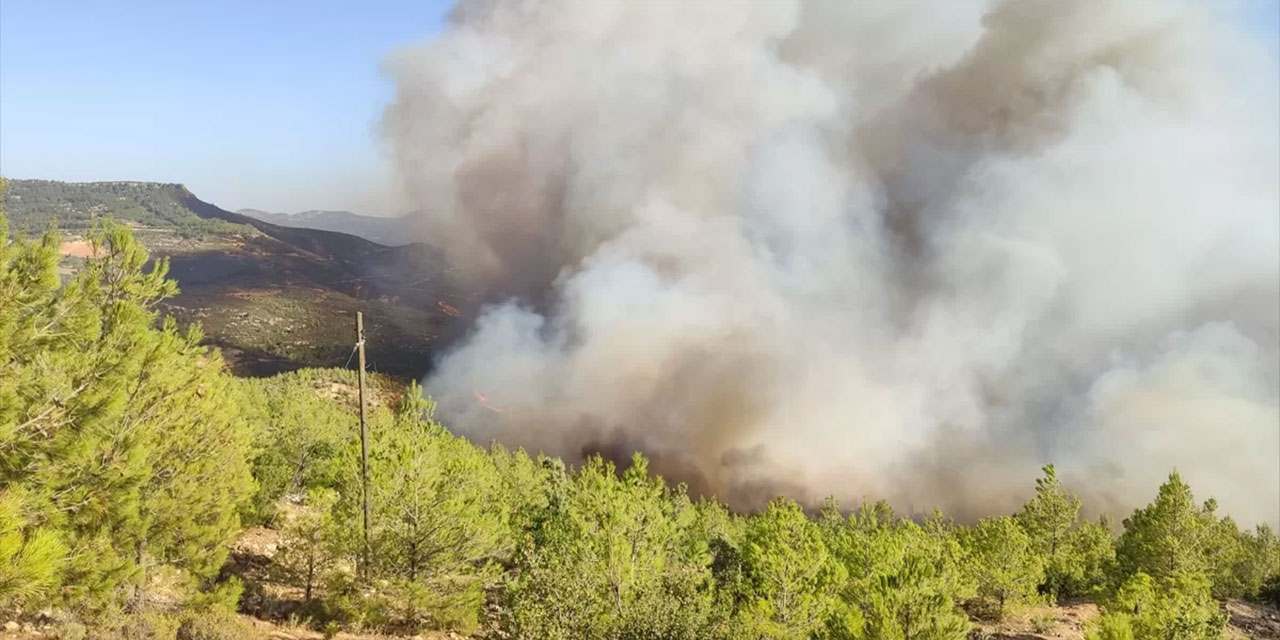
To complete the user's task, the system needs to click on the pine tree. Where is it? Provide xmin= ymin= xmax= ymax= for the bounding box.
xmin=1088 ymin=571 xmax=1226 ymax=640
xmin=1236 ymin=524 xmax=1280 ymax=600
xmin=740 ymin=498 xmax=857 ymax=639
xmin=964 ymin=516 xmax=1044 ymax=620
xmin=354 ymin=387 xmax=508 ymax=632
xmin=1116 ymin=471 xmax=1215 ymax=582
xmin=487 ymin=442 xmax=555 ymax=543
xmin=819 ymin=500 xmax=970 ymax=640
xmin=275 ymin=489 xmax=341 ymax=602
xmin=1056 ymin=516 xmax=1116 ymax=597
xmin=1016 ymin=464 xmax=1082 ymax=597
xmin=505 ymin=454 xmax=724 ymax=640
xmin=0 ymin=488 xmax=66 ymax=608
xmin=865 ymin=553 xmax=970 ymax=640
xmin=242 ymin=373 xmax=352 ymax=525
xmin=0 ymin=216 xmax=255 ymax=613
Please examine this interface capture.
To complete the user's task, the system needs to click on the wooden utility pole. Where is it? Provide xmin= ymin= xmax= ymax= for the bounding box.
xmin=356 ymin=311 xmax=371 ymax=580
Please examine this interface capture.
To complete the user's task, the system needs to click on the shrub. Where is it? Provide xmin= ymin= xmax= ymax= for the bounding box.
xmin=1258 ymin=573 xmax=1280 ymax=608
xmin=176 ymin=610 xmax=262 ymax=640
xmin=91 ymin=613 xmax=180 ymax=640
xmin=1085 ymin=613 xmax=1134 ymax=640
xmin=1029 ymin=612 xmax=1057 ymax=635
xmin=1092 ymin=572 xmax=1226 ymax=640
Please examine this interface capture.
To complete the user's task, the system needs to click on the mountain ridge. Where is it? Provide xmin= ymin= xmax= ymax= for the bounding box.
xmin=236 ymin=206 xmax=417 ymax=247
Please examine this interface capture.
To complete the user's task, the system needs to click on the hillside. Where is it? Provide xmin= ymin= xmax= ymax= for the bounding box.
xmin=5 ymin=220 xmax=1278 ymax=639
xmin=238 ymin=207 xmax=418 ymax=247
xmin=3 ymin=179 xmax=466 ymax=377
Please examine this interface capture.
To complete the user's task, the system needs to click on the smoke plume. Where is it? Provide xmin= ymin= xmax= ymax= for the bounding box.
xmin=383 ymin=0 xmax=1280 ymax=525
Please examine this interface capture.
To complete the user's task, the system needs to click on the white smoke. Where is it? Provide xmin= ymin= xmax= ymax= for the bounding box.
xmin=383 ymin=0 xmax=1280 ymax=525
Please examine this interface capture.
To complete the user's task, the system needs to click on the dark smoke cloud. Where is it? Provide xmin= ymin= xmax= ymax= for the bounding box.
xmin=383 ymin=0 xmax=1280 ymax=525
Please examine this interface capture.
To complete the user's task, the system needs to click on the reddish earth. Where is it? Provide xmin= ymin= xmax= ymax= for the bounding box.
xmin=57 ymin=240 xmax=98 ymax=258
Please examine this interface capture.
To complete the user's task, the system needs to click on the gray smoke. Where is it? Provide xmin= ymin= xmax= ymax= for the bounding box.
xmin=383 ymin=0 xmax=1280 ymax=525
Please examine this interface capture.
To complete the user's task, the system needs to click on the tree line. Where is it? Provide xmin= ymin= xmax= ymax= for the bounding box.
xmin=1 ymin=199 xmax=1277 ymax=639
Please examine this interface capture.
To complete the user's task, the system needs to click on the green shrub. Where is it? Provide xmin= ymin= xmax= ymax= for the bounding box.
xmin=1095 ymin=572 xmax=1226 ymax=640
xmin=90 ymin=613 xmax=180 ymax=640
xmin=1029 ymin=612 xmax=1057 ymax=635
xmin=1261 ymin=573 xmax=1280 ymax=607
xmin=176 ymin=611 xmax=262 ymax=640
xmin=1085 ymin=613 xmax=1135 ymax=640
xmin=52 ymin=621 xmax=88 ymax=640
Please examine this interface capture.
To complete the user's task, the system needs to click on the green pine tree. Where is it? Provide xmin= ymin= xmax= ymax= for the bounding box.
xmin=352 ymin=387 xmax=508 ymax=632
xmin=275 ymin=489 xmax=341 ymax=602
xmin=0 ymin=215 xmax=255 ymax=613
xmin=505 ymin=454 xmax=724 ymax=640
xmin=0 ymin=488 xmax=66 ymax=608
xmin=1088 ymin=571 xmax=1226 ymax=640
xmin=964 ymin=516 xmax=1044 ymax=620
xmin=1055 ymin=516 xmax=1116 ymax=597
xmin=739 ymin=497 xmax=857 ymax=639
xmin=819 ymin=500 xmax=970 ymax=640
xmin=1116 ymin=471 xmax=1215 ymax=582
xmin=1016 ymin=464 xmax=1083 ymax=597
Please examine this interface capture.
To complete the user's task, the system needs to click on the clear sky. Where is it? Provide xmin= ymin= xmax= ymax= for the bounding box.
xmin=0 ymin=0 xmax=452 ymax=214
xmin=1 ymin=1 xmax=1277 ymax=215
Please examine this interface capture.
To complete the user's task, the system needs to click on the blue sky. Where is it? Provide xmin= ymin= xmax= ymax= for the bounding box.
xmin=0 ymin=0 xmax=452 ymax=213
xmin=1 ymin=1 xmax=1277 ymax=215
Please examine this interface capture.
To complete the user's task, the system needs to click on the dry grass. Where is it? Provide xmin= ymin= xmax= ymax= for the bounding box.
xmin=977 ymin=601 xmax=1099 ymax=640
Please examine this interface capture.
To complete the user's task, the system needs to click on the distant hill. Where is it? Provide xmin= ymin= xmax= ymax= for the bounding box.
xmin=5 ymin=179 xmax=249 ymax=237
xmin=4 ymin=179 xmax=468 ymax=377
xmin=237 ymin=207 xmax=417 ymax=246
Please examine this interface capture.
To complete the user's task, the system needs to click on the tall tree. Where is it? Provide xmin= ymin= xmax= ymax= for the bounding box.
xmin=0 ymin=217 xmax=255 ymax=612
xmin=1016 ymin=464 xmax=1082 ymax=596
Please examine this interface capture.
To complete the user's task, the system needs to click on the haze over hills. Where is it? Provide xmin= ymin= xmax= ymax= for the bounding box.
xmin=238 ymin=207 xmax=417 ymax=246
xmin=3 ymin=178 xmax=466 ymax=377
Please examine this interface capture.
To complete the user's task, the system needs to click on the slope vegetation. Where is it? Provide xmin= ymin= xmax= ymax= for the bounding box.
xmin=3 ymin=179 xmax=466 ymax=377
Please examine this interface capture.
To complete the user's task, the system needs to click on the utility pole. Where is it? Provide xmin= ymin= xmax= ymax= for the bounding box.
xmin=356 ymin=311 xmax=371 ymax=580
